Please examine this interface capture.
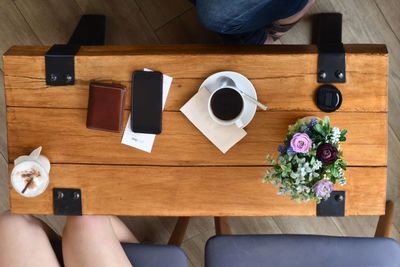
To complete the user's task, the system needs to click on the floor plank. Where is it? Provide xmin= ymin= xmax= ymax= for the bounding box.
xmin=156 ymin=8 xmax=221 ymax=44
xmin=273 ymin=217 xmax=342 ymax=236
xmin=0 ymin=156 xmax=9 ymax=213
xmin=182 ymin=229 xmax=215 ymax=267
xmin=136 ymin=0 xmax=193 ymax=30
xmin=0 ymin=0 xmax=40 ymax=69
xmin=0 ymin=70 xmax=6 ymax=161
xmin=14 ymin=0 xmax=82 ymax=44
xmin=388 ymin=128 xmax=400 ymax=232
xmin=75 ymin=0 xmax=159 ymax=44
xmin=161 ymin=217 xmax=216 ymax=241
xmin=119 ymin=216 xmax=171 ymax=243
xmin=375 ymin=0 xmax=400 ymax=41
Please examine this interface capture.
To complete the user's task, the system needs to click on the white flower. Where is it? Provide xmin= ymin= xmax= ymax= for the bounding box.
xmin=313 ymin=160 xmax=323 ymax=170
xmin=290 ymin=172 xmax=299 ymax=179
xmin=330 ymin=127 xmax=341 ymax=144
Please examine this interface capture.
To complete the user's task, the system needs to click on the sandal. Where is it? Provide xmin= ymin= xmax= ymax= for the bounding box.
xmin=267 ymin=19 xmax=301 ymax=41
xmin=266 ymin=0 xmax=315 ymax=42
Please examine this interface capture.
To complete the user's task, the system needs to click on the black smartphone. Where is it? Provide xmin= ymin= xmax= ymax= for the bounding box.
xmin=131 ymin=71 xmax=163 ymax=134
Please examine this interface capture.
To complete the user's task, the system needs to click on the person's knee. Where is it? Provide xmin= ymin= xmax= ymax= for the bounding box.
xmin=196 ymin=2 xmax=243 ymax=34
xmin=63 ymin=216 xmax=109 ymax=237
xmin=0 ymin=212 xmax=39 ymax=234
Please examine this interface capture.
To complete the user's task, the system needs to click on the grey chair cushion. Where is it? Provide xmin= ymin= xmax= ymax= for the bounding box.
xmin=51 ymin=241 xmax=187 ymax=267
xmin=122 ymin=243 xmax=188 ymax=267
xmin=205 ymin=235 xmax=400 ymax=267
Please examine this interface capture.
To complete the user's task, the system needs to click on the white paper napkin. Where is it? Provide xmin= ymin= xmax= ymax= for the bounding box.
xmin=121 ymin=69 xmax=173 ymax=153
xmin=180 ymin=88 xmax=247 ymax=153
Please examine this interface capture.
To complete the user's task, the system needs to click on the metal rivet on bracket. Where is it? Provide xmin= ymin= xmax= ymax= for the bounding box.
xmin=335 ymin=70 xmax=344 ymax=80
xmin=50 ymin=73 xmax=58 ymax=82
xmin=57 ymin=191 xmax=64 ymax=199
xmin=318 ymin=71 xmax=327 ymax=80
xmin=73 ymin=191 xmax=80 ymax=200
xmin=335 ymin=194 xmax=344 ymax=202
xmin=65 ymin=74 xmax=73 ymax=83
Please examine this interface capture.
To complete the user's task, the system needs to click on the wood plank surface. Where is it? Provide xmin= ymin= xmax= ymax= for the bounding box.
xmin=75 ymin=0 xmax=159 ymax=44
xmin=376 ymin=0 xmax=400 ymax=41
xmin=14 ymin=0 xmax=83 ymax=44
xmin=136 ymin=0 xmax=192 ymax=30
xmin=0 ymin=157 xmax=9 ymax=213
xmin=4 ymin=44 xmax=388 ymax=217
xmin=0 ymin=71 xmax=6 ymax=161
xmin=156 ymin=8 xmax=222 ymax=44
xmin=0 ymin=0 xmax=40 ymax=69
xmin=6 ymin=108 xmax=387 ymax=166
xmin=4 ymin=45 xmax=388 ymax=112
xmin=9 ymin=164 xmax=386 ymax=216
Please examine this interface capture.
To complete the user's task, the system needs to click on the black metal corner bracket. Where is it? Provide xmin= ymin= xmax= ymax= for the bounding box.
xmin=45 ymin=44 xmax=80 ymax=86
xmin=45 ymin=15 xmax=106 ymax=86
xmin=315 ymin=13 xmax=346 ymax=83
xmin=53 ymin=188 xmax=82 ymax=215
xmin=317 ymin=191 xmax=345 ymax=216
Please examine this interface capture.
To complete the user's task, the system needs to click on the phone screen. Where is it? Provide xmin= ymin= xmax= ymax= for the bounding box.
xmin=131 ymin=71 xmax=163 ymax=134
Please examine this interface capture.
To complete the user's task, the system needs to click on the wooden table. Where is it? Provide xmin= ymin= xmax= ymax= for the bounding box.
xmin=3 ymin=44 xmax=388 ymax=216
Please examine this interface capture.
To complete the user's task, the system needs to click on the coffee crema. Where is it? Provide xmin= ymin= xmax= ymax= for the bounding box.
xmin=210 ymin=88 xmax=244 ymax=121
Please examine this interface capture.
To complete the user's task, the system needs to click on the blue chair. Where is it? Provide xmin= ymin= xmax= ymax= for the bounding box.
xmin=122 ymin=243 xmax=188 ymax=267
xmin=51 ymin=241 xmax=188 ymax=267
xmin=205 ymin=201 xmax=400 ymax=267
xmin=205 ymin=235 xmax=400 ymax=267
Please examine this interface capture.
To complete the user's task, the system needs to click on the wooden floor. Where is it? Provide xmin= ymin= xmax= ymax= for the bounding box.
xmin=0 ymin=0 xmax=399 ymax=266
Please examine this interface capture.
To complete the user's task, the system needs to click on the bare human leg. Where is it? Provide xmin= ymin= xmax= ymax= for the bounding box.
xmin=0 ymin=212 xmax=60 ymax=267
xmin=62 ymin=216 xmax=135 ymax=267
xmin=110 ymin=216 xmax=139 ymax=243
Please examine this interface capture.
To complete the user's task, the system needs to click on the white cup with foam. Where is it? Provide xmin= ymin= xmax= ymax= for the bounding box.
xmin=11 ymin=147 xmax=50 ymax=197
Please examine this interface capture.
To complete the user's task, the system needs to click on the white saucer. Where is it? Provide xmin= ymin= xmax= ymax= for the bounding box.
xmin=199 ymin=71 xmax=257 ymax=128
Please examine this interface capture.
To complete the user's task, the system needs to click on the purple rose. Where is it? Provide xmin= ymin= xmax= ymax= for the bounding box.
xmin=290 ymin=133 xmax=312 ymax=153
xmin=316 ymin=144 xmax=338 ymax=165
xmin=314 ymin=180 xmax=334 ymax=199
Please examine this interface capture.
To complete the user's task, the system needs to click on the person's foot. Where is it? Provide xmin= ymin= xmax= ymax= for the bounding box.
xmin=264 ymin=0 xmax=315 ymax=44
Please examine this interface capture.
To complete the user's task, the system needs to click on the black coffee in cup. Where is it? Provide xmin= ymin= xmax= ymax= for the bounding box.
xmin=210 ymin=88 xmax=244 ymax=121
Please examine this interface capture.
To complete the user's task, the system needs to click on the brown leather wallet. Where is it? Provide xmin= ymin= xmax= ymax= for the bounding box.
xmin=86 ymin=82 xmax=126 ymax=132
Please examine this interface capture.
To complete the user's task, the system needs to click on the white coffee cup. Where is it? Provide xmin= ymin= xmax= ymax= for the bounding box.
xmin=207 ymin=77 xmax=245 ymax=128
xmin=11 ymin=147 xmax=50 ymax=198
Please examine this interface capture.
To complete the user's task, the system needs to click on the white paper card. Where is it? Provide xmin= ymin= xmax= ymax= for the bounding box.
xmin=180 ymin=88 xmax=247 ymax=154
xmin=121 ymin=69 xmax=173 ymax=153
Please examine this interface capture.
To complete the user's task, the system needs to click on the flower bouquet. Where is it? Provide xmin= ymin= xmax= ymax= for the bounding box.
xmin=264 ymin=117 xmax=348 ymax=203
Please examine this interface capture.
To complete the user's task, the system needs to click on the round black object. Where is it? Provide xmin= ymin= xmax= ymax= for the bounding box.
xmin=315 ymin=84 xmax=342 ymax=112
xmin=210 ymin=88 xmax=244 ymax=121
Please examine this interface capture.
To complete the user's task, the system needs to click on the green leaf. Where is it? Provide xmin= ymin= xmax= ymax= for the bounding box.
xmin=331 ymin=166 xmax=339 ymax=178
xmin=324 ymin=117 xmax=330 ymax=130
xmin=314 ymin=124 xmax=325 ymax=136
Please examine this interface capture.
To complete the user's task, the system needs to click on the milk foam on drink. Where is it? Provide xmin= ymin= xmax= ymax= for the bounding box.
xmin=10 ymin=147 xmax=50 ymax=198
